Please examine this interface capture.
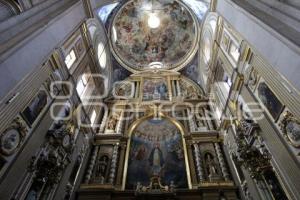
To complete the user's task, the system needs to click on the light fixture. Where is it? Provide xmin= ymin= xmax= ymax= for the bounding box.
xmin=148 ymin=13 xmax=160 ymax=29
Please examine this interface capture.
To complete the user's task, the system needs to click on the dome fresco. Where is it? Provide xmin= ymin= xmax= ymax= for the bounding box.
xmin=110 ymin=0 xmax=199 ymax=72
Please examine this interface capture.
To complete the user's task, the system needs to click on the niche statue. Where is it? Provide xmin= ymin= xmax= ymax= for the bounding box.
xmin=96 ymin=155 xmax=109 ymax=184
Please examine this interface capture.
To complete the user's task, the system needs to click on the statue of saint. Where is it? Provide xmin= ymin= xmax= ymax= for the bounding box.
xmin=205 ymin=153 xmax=218 ymax=176
xmin=96 ymin=156 xmax=108 ymax=183
xmin=107 ymin=115 xmax=118 ymax=130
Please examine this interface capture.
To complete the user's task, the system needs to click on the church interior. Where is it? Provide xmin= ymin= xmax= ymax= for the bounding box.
xmin=0 ymin=0 xmax=300 ymax=199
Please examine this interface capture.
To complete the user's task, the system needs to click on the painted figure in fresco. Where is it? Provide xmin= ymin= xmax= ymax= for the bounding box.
xmin=148 ymin=143 xmax=164 ymax=175
xmin=135 ymin=145 xmax=147 ymax=160
xmin=257 ymin=82 xmax=283 ymax=119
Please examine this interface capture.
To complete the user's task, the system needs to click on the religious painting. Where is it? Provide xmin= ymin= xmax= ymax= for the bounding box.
xmin=143 ymin=78 xmax=169 ymax=101
xmin=246 ymin=68 xmax=260 ymax=91
xmin=126 ymin=118 xmax=187 ymax=189
xmin=0 ymin=117 xmax=27 ymax=156
xmin=21 ymin=87 xmax=50 ymax=127
xmin=105 ymin=112 xmax=121 ymax=133
xmin=279 ymin=111 xmax=300 ymax=148
xmin=178 ymin=79 xmax=202 ymax=100
xmin=75 ymin=37 xmax=85 ymax=58
xmin=113 ymin=81 xmax=134 ymax=99
xmin=256 ymin=82 xmax=284 ymax=121
xmin=111 ymin=0 xmax=198 ymax=71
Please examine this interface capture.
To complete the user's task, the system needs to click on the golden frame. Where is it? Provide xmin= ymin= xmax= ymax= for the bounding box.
xmin=121 ymin=112 xmax=192 ymax=190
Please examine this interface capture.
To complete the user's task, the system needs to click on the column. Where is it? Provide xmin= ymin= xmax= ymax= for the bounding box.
xmin=99 ymin=111 xmax=108 ymax=133
xmin=116 ymin=111 xmax=124 ymax=134
xmin=109 ymin=143 xmax=119 ymax=184
xmin=116 ymin=143 xmax=126 ymax=187
xmin=176 ymin=80 xmax=181 ymax=97
xmin=84 ymin=146 xmax=99 ymax=184
xmin=193 ymin=143 xmax=205 ymax=182
xmin=204 ymin=109 xmax=214 ymax=130
xmin=188 ymin=109 xmax=196 ymax=132
xmin=214 ymin=143 xmax=230 ymax=181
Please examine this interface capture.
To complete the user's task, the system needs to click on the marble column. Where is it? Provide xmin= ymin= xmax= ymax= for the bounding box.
xmin=109 ymin=143 xmax=119 ymax=184
xmin=214 ymin=143 xmax=230 ymax=181
xmin=84 ymin=146 xmax=99 ymax=183
xmin=193 ymin=143 xmax=205 ymax=182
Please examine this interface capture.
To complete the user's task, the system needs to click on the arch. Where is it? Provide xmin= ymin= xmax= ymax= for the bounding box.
xmin=86 ymin=18 xmax=112 ymax=91
xmin=199 ymin=12 xmax=219 ymax=87
xmin=122 ymin=113 xmax=192 ymax=190
xmin=0 ymin=0 xmax=21 ymax=22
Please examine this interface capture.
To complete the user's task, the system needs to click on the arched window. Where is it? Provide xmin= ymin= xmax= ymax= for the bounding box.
xmin=76 ymin=73 xmax=91 ymax=98
xmin=181 ymin=0 xmax=209 ymax=20
xmin=0 ymin=0 xmax=21 ymax=22
xmin=98 ymin=2 xmax=119 ymax=23
xmin=97 ymin=43 xmax=106 ymax=69
xmin=90 ymin=109 xmax=97 ymax=125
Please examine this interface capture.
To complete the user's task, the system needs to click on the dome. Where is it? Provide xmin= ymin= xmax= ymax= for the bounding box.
xmin=109 ymin=0 xmax=200 ymax=72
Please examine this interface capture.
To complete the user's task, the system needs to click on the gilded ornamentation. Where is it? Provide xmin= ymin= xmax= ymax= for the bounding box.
xmin=234 ymin=125 xmax=271 ymax=179
xmin=135 ymin=175 xmax=176 ymax=195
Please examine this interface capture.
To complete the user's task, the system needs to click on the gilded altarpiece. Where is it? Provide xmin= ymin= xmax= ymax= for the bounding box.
xmin=81 ymin=70 xmax=236 ymax=199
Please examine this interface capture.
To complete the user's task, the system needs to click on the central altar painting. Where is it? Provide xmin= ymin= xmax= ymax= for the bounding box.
xmin=126 ymin=118 xmax=187 ymax=189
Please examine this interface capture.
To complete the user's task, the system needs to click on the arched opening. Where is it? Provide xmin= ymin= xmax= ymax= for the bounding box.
xmin=123 ymin=115 xmax=191 ymax=190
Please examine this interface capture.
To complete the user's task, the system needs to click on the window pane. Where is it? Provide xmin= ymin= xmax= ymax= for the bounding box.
xmin=65 ymin=50 xmax=76 ymax=69
xmin=97 ymin=43 xmax=106 ymax=69
xmin=76 ymin=79 xmax=85 ymax=96
xmin=90 ymin=110 xmax=97 ymax=124
xmin=229 ymin=42 xmax=240 ymax=62
xmin=82 ymin=74 xmax=88 ymax=86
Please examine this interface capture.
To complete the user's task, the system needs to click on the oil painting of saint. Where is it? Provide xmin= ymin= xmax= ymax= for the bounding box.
xmin=143 ymin=78 xmax=169 ymax=101
xmin=126 ymin=118 xmax=187 ymax=189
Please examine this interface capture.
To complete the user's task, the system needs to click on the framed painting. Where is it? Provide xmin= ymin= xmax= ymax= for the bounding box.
xmin=113 ymin=81 xmax=135 ymax=99
xmin=246 ymin=68 xmax=260 ymax=92
xmin=75 ymin=37 xmax=85 ymax=58
xmin=44 ymin=75 xmax=60 ymax=97
xmin=21 ymin=86 xmax=51 ymax=127
xmin=255 ymin=81 xmax=284 ymax=121
xmin=142 ymin=78 xmax=169 ymax=101
xmin=126 ymin=118 xmax=188 ymax=189
xmin=0 ymin=117 xmax=28 ymax=156
xmin=279 ymin=111 xmax=300 ymax=148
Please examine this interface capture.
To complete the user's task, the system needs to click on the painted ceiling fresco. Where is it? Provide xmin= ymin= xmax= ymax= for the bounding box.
xmin=110 ymin=0 xmax=198 ymax=72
